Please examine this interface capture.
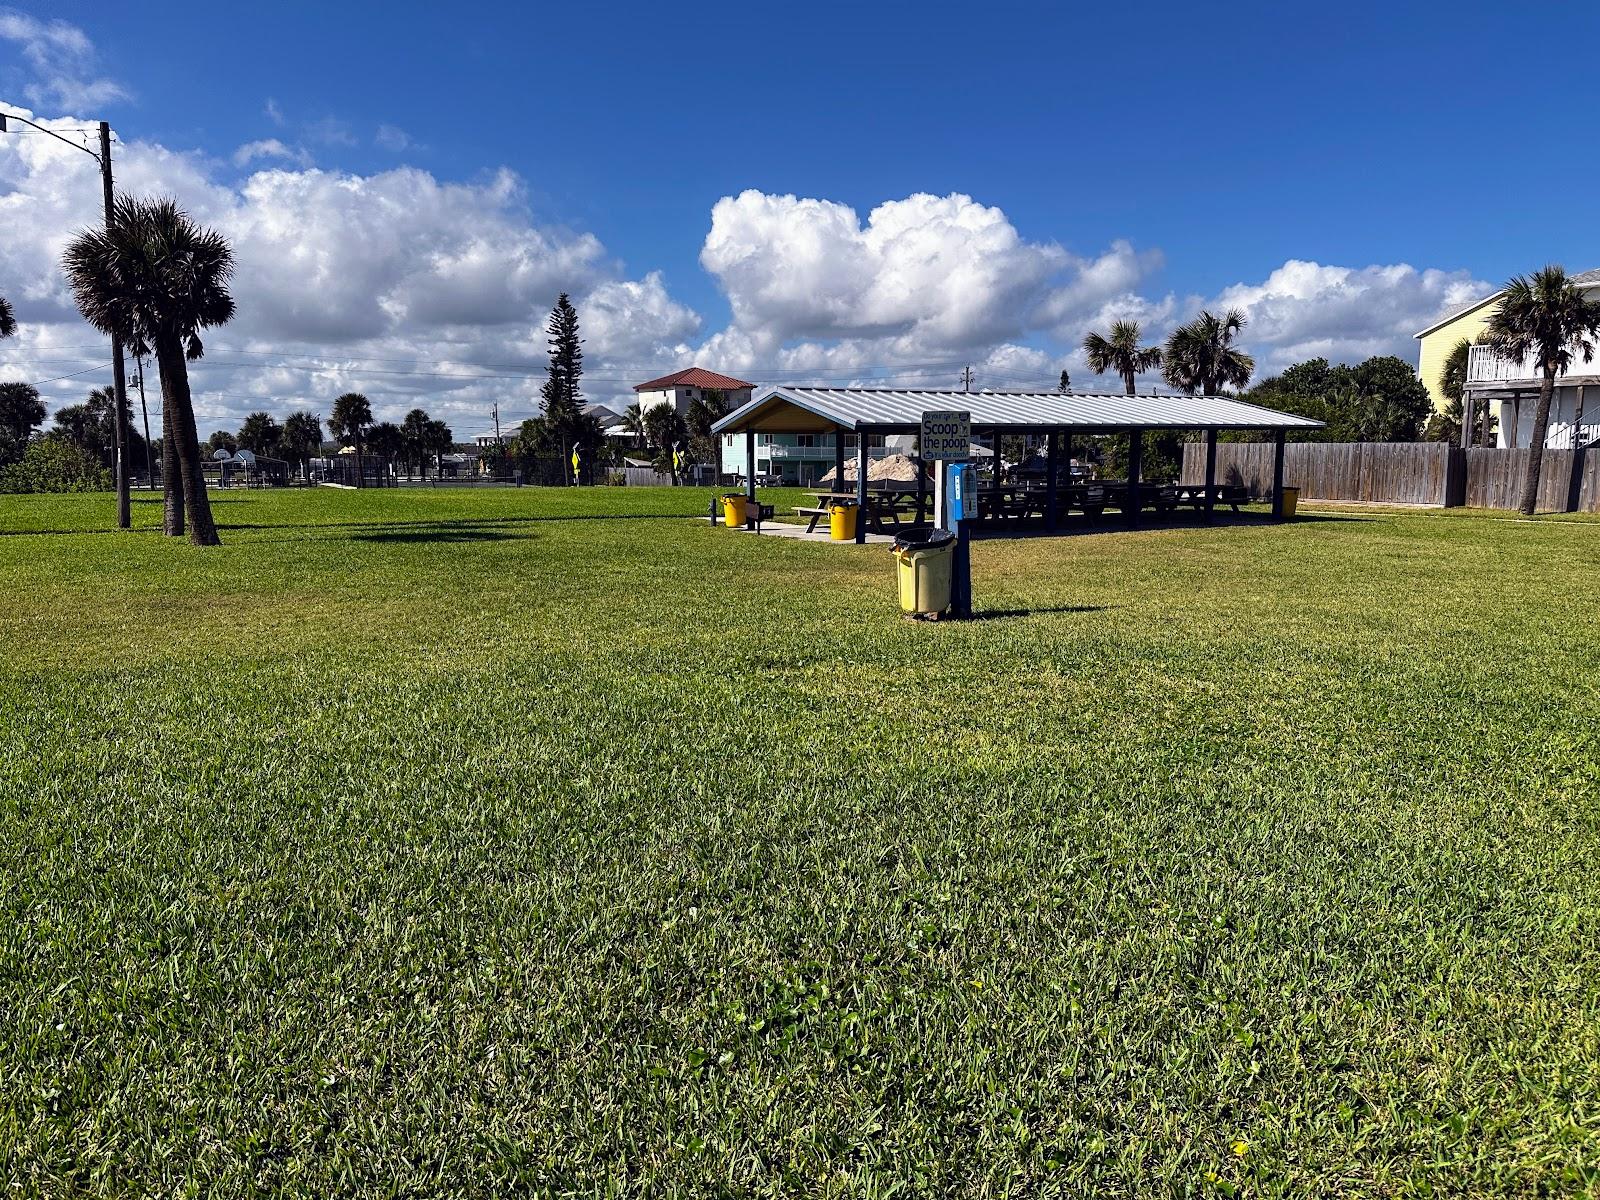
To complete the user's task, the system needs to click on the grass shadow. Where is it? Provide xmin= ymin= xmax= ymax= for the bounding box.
xmin=965 ymin=604 xmax=1110 ymax=621
xmin=219 ymin=512 xmax=697 ymax=534
xmin=967 ymin=511 xmax=1375 ymax=539
xmin=349 ymin=527 xmax=522 ymax=544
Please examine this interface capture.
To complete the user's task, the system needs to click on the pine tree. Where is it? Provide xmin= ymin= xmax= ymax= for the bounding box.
xmin=540 ymin=294 xmax=584 ymax=481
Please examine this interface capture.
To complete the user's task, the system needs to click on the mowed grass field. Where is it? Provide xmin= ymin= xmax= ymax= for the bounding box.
xmin=1 ymin=487 xmax=1598 ymax=1197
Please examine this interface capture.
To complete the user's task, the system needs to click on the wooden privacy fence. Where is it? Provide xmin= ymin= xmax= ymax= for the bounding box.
xmin=1180 ymin=442 xmax=1455 ymax=506
xmin=619 ymin=466 xmax=675 ymax=487
xmin=1464 ymin=448 xmax=1600 ymax=513
xmin=1179 ymin=441 xmax=1600 ymax=513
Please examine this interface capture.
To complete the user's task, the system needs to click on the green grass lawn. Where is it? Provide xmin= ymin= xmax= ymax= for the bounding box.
xmin=1 ymin=487 xmax=1598 ymax=1197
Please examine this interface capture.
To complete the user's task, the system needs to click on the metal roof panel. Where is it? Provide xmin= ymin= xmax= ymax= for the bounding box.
xmin=712 ymin=386 xmax=1323 ymax=434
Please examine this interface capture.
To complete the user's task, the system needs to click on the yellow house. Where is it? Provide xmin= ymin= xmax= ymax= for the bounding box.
xmin=1414 ymin=294 xmax=1500 ymax=410
xmin=1413 ymin=267 xmax=1600 ymax=448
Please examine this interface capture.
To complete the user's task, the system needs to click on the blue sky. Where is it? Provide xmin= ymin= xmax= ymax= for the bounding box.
xmin=4 ymin=0 xmax=1599 ymax=425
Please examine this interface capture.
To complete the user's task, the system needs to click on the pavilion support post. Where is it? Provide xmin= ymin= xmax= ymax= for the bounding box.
xmin=834 ymin=430 xmax=846 ymax=493
xmin=1271 ymin=430 xmax=1287 ymax=519
xmin=988 ymin=427 xmax=1002 ymax=522
xmin=1045 ymin=429 xmax=1059 ymax=532
xmin=1126 ymin=430 xmax=1142 ymax=527
xmin=854 ymin=429 xmax=869 ymax=544
xmin=745 ymin=430 xmax=757 ymax=503
xmin=1062 ymin=427 xmax=1073 ymax=522
xmin=916 ymin=447 xmax=927 ymax=524
xmin=1204 ymin=428 xmax=1218 ymax=522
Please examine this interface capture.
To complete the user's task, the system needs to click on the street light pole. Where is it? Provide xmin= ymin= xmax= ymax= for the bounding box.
xmin=0 ymin=111 xmax=131 ymax=528
xmin=97 ymin=121 xmax=131 ymax=527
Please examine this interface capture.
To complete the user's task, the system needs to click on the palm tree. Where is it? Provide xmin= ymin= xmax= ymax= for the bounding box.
xmin=1162 ymin=309 xmax=1255 ymax=396
xmin=328 ymin=392 xmax=373 ymax=487
xmin=1485 ymin=266 xmax=1600 ymax=515
xmin=0 ymin=295 xmax=15 ymax=340
xmin=1082 ymin=320 xmax=1163 ymax=395
xmin=623 ymin=401 xmax=648 ymax=447
xmin=1430 ymin=337 xmax=1478 ymax=446
xmin=366 ymin=421 xmax=404 ymax=487
xmin=280 ymin=411 xmax=323 ymax=480
xmin=62 ymin=197 xmax=234 ymax=545
xmin=424 ymin=417 xmax=453 ymax=478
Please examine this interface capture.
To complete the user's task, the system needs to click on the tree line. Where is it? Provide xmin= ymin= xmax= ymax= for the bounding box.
xmin=1 ymin=197 xmax=615 ymax=526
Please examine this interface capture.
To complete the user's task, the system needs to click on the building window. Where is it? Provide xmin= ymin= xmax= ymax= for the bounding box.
xmin=797 ymin=434 xmax=816 ymax=448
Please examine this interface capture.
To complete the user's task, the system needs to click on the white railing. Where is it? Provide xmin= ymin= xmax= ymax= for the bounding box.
xmin=1466 ymin=343 xmax=1600 ymax=385
xmin=763 ymin=442 xmax=837 ymax=459
xmin=1546 ymin=422 xmax=1600 ymax=450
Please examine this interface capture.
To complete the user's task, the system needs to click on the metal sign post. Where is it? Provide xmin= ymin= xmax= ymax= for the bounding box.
xmin=921 ymin=409 xmax=974 ymax=619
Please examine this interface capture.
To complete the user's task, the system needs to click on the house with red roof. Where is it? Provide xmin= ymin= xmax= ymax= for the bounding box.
xmin=633 ymin=367 xmax=755 ymax=418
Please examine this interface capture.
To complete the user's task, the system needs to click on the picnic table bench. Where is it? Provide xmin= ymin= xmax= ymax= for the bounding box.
xmin=801 ymin=490 xmax=921 ymax=534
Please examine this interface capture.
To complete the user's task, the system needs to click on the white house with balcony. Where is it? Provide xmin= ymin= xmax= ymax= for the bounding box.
xmin=633 ymin=367 xmax=754 ymax=416
xmin=1415 ymin=267 xmax=1600 ymax=449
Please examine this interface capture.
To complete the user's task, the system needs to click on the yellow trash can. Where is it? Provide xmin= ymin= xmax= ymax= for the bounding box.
xmin=1280 ymin=486 xmax=1300 ymax=519
xmin=829 ymin=502 xmax=858 ymax=541
xmin=722 ymin=493 xmax=749 ymax=528
xmin=892 ymin=528 xmax=957 ymax=616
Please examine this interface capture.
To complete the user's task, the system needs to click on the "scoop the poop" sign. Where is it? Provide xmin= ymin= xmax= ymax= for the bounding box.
xmin=920 ymin=410 xmax=972 ymax=460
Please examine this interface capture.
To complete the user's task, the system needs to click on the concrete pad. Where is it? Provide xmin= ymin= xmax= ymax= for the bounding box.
xmin=741 ymin=522 xmax=896 ymax=545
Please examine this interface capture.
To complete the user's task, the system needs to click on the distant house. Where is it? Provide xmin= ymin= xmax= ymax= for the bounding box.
xmin=633 ymin=367 xmax=754 ymax=416
xmin=1415 ymin=267 xmax=1600 ymax=449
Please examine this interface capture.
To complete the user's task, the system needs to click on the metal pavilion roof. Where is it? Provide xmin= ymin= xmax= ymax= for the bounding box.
xmin=712 ymin=386 xmax=1323 ymax=434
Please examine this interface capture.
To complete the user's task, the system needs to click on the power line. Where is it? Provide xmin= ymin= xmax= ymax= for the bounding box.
xmin=20 ymin=363 xmax=113 ymax=386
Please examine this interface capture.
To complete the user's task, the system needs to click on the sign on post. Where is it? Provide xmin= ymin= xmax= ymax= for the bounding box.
xmin=920 ymin=410 xmax=972 ymax=461
xmin=923 ymin=410 xmax=974 ymax=620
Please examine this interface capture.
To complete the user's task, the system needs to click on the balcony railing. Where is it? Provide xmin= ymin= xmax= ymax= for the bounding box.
xmin=762 ymin=442 xmax=896 ymax=460
xmin=1466 ymin=343 xmax=1599 ymax=386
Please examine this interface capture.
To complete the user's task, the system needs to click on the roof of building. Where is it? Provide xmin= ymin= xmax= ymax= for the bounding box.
xmin=1413 ymin=267 xmax=1600 ymax=340
xmin=583 ymin=403 xmax=625 ymax=426
xmin=712 ymin=386 xmax=1323 ymax=435
xmin=634 ymin=367 xmax=755 ymax=392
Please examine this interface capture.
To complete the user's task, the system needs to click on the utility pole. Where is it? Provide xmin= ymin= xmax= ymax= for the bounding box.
xmin=0 ymin=111 xmax=131 ymax=526
xmin=960 ymin=365 xmax=975 ymax=393
xmin=492 ymin=401 xmax=501 ymax=442
xmin=98 ymin=121 xmax=131 ymax=528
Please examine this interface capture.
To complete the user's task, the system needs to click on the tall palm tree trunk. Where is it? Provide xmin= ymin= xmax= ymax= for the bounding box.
xmin=1122 ymin=369 xmax=1135 ymax=396
xmin=157 ymin=339 xmax=221 ymax=545
xmin=355 ymin=436 xmax=364 ymax=488
xmin=1519 ymin=367 xmax=1557 ymax=515
xmin=161 ymin=385 xmax=185 ymax=537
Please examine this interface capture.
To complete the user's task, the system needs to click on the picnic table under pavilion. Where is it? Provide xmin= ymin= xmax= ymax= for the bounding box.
xmin=712 ymin=387 xmax=1322 ymax=544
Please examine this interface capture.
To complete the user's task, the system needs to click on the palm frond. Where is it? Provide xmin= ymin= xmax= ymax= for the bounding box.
xmin=1486 ymin=265 xmax=1600 ymax=376
xmin=0 ymin=295 xmax=15 ymax=340
xmin=61 ymin=194 xmax=236 ymax=355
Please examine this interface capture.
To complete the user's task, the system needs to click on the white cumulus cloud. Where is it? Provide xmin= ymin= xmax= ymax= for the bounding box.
xmin=0 ymin=107 xmax=703 ymax=432
xmin=1207 ymin=260 xmax=1490 ymax=375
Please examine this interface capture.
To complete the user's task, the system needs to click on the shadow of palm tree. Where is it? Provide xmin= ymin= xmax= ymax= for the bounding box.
xmin=350 ymin=528 xmax=519 ymax=544
xmin=964 ymin=604 xmax=1110 ymax=621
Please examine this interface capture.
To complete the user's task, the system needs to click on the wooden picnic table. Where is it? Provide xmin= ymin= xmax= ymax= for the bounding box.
xmin=799 ymin=490 xmax=922 ymax=534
